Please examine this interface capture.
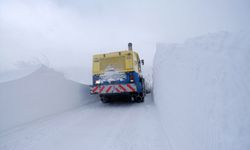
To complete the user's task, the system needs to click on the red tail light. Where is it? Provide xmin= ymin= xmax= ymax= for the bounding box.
xmin=130 ymin=75 xmax=134 ymax=82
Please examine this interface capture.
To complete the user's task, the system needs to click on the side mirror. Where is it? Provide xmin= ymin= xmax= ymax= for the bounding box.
xmin=141 ymin=59 xmax=144 ymax=65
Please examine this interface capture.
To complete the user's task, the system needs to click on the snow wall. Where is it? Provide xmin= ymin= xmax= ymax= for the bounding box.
xmin=0 ymin=65 xmax=97 ymax=132
xmin=153 ymin=32 xmax=250 ymax=150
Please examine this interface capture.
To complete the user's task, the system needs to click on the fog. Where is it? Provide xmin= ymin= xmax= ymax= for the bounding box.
xmin=0 ymin=0 xmax=249 ymax=78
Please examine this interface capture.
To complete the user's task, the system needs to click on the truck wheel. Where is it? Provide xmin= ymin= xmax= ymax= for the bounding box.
xmin=135 ymin=95 xmax=143 ymax=103
xmin=100 ymin=96 xmax=109 ymax=103
xmin=141 ymin=96 xmax=144 ymax=103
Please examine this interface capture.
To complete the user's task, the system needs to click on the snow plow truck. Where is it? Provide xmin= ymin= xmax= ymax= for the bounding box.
xmin=90 ymin=43 xmax=146 ymax=103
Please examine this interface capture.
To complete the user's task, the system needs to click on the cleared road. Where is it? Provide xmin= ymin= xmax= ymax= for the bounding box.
xmin=0 ymin=95 xmax=171 ymax=150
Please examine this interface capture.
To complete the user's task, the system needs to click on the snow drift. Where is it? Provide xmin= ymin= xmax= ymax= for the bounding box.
xmin=153 ymin=31 xmax=250 ymax=150
xmin=0 ymin=65 xmax=96 ymax=132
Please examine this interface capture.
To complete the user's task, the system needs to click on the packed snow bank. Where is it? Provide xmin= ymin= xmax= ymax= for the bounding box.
xmin=153 ymin=31 xmax=250 ymax=150
xmin=0 ymin=65 xmax=97 ymax=132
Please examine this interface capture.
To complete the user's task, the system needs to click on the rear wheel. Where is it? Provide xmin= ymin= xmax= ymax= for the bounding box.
xmin=135 ymin=95 xmax=144 ymax=103
xmin=100 ymin=96 xmax=110 ymax=103
xmin=141 ymin=96 xmax=144 ymax=103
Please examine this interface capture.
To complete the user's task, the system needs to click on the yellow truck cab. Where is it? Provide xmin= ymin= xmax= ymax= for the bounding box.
xmin=90 ymin=43 xmax=146 ymax=103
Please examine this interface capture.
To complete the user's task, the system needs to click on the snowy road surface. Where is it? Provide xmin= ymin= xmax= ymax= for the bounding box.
xmin=0 ymin=95 xmax=170 ymax=150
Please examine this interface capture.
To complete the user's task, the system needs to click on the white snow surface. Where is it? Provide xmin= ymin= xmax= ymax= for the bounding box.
xmin=100 ymin=67 xmax=126 ymax=83
xmin=0 ymin=95 xmax=171 ymax=150
xmin=0 ymin=65 xmax=96 ymax=132
xmin=153 ymin=31 xmax=250 ymax=150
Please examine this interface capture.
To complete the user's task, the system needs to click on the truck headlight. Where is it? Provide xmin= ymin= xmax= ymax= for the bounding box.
xmin=95 ymin=80 xmax=101 ymax=84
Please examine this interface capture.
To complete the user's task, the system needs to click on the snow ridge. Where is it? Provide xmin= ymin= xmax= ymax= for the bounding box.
xmin=0 ymin=65 xmax=97 ymax=132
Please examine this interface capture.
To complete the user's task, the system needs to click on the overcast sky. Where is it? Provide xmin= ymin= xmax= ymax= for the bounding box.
xmin=0 ymin=0 xmax=250 ymax=71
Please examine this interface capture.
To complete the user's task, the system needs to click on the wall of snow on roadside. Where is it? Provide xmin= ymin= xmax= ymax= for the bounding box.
xmin=153 ymin=31 xmax=250 ymax=150
xmin=0 ymin=65 xmax=97 ymax=132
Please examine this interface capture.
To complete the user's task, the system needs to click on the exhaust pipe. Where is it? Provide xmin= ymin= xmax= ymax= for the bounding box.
xmin=128 ymin=43 xmax=133 ymax=51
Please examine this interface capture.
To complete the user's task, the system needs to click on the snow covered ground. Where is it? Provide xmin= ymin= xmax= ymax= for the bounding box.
xmin=0 ymin=94 xmax=171 ymax=150
xmin=153 ymin=31 xmax=250 ymax=150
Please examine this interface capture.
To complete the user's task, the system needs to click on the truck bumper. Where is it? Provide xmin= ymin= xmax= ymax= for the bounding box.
xmin=90 ymin=83 xmax=137 ymax=95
